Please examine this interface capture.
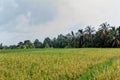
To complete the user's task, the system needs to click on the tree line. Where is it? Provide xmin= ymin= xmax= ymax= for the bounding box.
xmin=1 ymin=22 xmax=120 ymax=49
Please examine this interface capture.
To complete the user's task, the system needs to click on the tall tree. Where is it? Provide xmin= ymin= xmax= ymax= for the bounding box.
xmin=110 ymin=27 xmax=120 ymax=47
xmin=99 ymin=22 xmax=110 ymax=37
xmin=98 ymin=23 xmax=110 ymax=47
xmin=78 ymin=29 xmax=84 ymax=48
xmin=24 ymin=40 xmax=35 ymax=49
xmin=84 ymin=26 xmax=95 ymax=47
xmin=0 ymin=43 xmax=3 ymax=49
xmin=43 ymin=37 xmax=52 ymax=48
xmin=18 ymin=42 xmax=26 ymax=49
xmin=34 ymin=39 xmax=43 ymax=48
xmin=56 ymin=34 xmax=69 ymax=48
xmin=70 ymin=31 xmax=76 ymax=47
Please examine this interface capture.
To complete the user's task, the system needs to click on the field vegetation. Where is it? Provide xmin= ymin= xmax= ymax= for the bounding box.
xmin=0 ymin=48 xmax=120 ymax=80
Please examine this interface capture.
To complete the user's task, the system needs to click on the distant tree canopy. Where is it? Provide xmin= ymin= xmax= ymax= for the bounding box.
xmin=34 ymin=39 xmax=43 ymax=48
xmin=1 ymin=22 xmax=120 ymax=49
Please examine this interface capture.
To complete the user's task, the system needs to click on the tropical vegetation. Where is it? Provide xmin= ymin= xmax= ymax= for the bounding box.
xmin=1 ymin=22 xmax=120 ymax=49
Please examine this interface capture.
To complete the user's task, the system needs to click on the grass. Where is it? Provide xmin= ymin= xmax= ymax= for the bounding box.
xmin=0 ymin=48 xmax=120 ymax=80
xmin=77 ymin=55 xmax=120 ymax=80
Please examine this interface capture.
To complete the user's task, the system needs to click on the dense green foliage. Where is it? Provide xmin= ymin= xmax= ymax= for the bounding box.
xmin=1 ymin=22 xmax=120 ymax=49
xmin=0 ymin=48 xmax=120 ymax=80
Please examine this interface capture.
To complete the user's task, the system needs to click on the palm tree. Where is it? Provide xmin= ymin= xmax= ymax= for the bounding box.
xmin=99 ymin=22 xmax=110 ymax=37
xmin=97 ymin=23 xmax=110 ymax=47
xmin=78 ymin=29 xmax=84 ymax=48
xmin=70 ymin=31 xmax=75 ymax=47
xmin=84 ymin=26 xmax=95 ymax=41
xmin=111 ymin=27 xmax=120 ymax=47
xmin=84 ymin=26 xmax=95 ymax=47
xmin=117 ymin=26 xmax=120 ymax=37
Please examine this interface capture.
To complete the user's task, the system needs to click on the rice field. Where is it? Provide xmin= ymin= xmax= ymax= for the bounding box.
xmin=0 ymin=48 xmax=120 ymax=80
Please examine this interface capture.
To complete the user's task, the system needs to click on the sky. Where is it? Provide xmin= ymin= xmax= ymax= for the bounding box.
xmin=0 ymin=0 xmax=120 ymax=45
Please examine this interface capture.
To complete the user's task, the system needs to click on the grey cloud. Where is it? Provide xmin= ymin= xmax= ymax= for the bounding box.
xmin=1 ymin=0 xmax=120 ymax=45
xmin=16 ymin=0 xmax=57 ymax=25
xmin=0 ymin=0 xmax=21 ymax=25
xmin=0 ymin=0 xmax=57 ymax=25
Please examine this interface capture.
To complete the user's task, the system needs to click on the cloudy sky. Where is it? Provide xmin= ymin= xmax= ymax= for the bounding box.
xmin=0 ymin=0 xmax=120 ymax=45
